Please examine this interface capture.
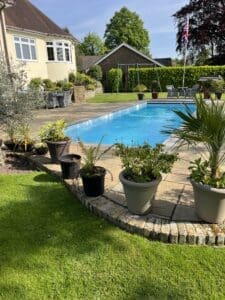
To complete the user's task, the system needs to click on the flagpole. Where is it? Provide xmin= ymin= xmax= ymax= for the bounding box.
xmin=182 ymin=16 xmax=189 ymax=89
xmin=182 ymin=42 xmax=188 ymax=88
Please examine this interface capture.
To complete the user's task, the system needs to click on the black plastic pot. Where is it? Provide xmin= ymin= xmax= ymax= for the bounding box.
xmin=215 ymin=92 xmax=222 ymax=100
xmin=46 ymin=140 xmax=71 ymax=163
xmin=4 ymin=140 xmax=18 ymax=151
xmin=80 ymin=166 xmax=106 ymax=197
xmin=59 ymin=154 xmax=81 ymax=179
xmin=35 ymin=146 xmax=48 ymax=155
xmin=152 ymin=91 xmax=158 ymax=99
xmin=137 ymin=93 xmax=144 ymax=100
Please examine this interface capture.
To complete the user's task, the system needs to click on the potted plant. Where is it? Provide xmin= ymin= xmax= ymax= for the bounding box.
xmin=59 ymin=154 xmax=81 ymax=179
xmin=133 ymin=84 xmax=147 ymax=100
xmin=34 ymin=142 xmax=49 ymax=155
xmin=115 ymin=143 xmax=178 ymax=215
xmin=39 ymin=120 xmax=70 ymax=163
xmin=165 ymin=97 xmax=225 ymax=223
xmin=151 ymin=80 xmax=159 ymax=99
xmin=78 ymin=138 xmax=113 ymax=197
xmin=199 ymin=79 xmax=212 ymax=99
xmin=211 ymin=79 xmax=224 ymax=100
xmin=16 ymin=123 xmax=34 ymax=152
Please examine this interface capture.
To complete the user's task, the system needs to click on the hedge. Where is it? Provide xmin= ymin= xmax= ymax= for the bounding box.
xmin=108 ymin=68 xmax=123 ymax=92
xmin=128 ymin=66 xmax=225 ymax=91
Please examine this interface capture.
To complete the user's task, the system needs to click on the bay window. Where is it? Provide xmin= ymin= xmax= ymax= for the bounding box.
xmin=46 ymin=41 xmax=71 ymax=62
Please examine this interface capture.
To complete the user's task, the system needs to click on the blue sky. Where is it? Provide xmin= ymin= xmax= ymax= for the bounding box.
xmin=31 ymin=0 xmax=188 ymax=58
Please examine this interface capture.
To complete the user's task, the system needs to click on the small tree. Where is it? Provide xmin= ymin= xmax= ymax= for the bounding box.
xmin=88 ymin=65 xmax=103 ymax=81
xmin=108 ymin=68 xmax=123 ymax=92
xmin=0 ymin=54 xmax=44 ymax=143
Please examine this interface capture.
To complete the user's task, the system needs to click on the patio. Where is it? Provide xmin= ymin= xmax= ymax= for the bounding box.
xmin=22 ymin=101 xmax=225 ymax=245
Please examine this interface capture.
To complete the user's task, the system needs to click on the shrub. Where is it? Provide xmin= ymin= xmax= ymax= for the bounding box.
xmin=68 ymin=72 xmax=76 ymax=83
xmin=56 ymin=80 xmax=64 ymax=88
xmin=115 ymin=143 xmax=178 ymax=183
xmin=86 ymin=83 xmax=95 ymax=91
xmin=128 ymin=66 xmax=225 ymax=91
xmin=108 ymin=68 xmax=123 ymax=92
xmin=88 ymin=65 xmax=103 ymax=81
xmin=74 ymin=72 xmax=96 ymax=86
xmin=39 ymin=120 xmax=68 ymax=142
xmin=63 ymin=82 xmax=73 ymax=91
xmin=42 ymin=79 xmax=55 ymax=91
xmin=29 ymin=77 xmax=42 ymax=89
xmin=211 ymin=80 xmax=225 ymax=92
xmin=133 ymin=84 xmax=147 ymax=93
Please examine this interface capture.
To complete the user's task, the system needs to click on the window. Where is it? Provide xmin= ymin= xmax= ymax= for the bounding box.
xmin=46 ymin=41 xmax=71 ymax=62
xmin=14 ymin=36 xmax=37 ymax=60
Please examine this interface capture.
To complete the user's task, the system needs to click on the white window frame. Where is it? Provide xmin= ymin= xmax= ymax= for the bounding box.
xmin=14 ymin=36 xmax=37 ymax=61
xmin=46 ymin=40 xmax=72 ymax=63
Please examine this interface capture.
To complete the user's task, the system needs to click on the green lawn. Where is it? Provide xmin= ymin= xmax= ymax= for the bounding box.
xmin=88 ymin=92 xmax=167 ymax=103
xmin=1 ymin=173 xmax=225 ymax=299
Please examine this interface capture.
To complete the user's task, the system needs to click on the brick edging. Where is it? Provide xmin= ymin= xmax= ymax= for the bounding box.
xmin=21 ymin=153 xmax=225 ymax=246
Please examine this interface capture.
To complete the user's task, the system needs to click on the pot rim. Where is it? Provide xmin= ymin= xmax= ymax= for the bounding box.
xmin=46 ymin=139 xmax=71 ymax=145
xmin=119 ymin=170 xmax=162 ymax=188
xmin=190 ymin=179 xmax=225 ymax=194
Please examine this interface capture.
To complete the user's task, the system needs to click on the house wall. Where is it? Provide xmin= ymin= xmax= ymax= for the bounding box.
xmin=98 ymin=46 xmax=156 ymax=91
xmin=5 ymin=28 xmax=76 ymax=82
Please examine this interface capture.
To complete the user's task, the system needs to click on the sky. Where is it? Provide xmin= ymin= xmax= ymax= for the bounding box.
xmin=31 ymin=0 xmax=188 ymax=59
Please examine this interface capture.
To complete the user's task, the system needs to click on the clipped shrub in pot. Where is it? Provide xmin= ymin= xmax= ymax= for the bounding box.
xmin=165 ymin=97 xmax=225 ymax=223
xmin=133 ymin=84 xmax=147 ymax=100
xmin=115 ymin=143 xmax=178 ymax=215
xmin=78 ymin=138 xmax=113 ymax=197
xmin=39 ymin=120 xmax=70 ymax=163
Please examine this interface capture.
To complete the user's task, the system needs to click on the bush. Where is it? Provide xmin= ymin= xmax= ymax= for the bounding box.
xmin=133 ymin=84 xmax=147 ymax=93
xmin=68 ymin=72 xmax=76 ymax=83
xmin=108 ymin=68 xmax=123 ymax=92
xmin=128 ymin=66 xmax=225 ymax=91
xmin=39 ymin=120 xmax=68 ymax=142
xmin=29 ymin=77 xmax=42 ymax=89
xmin=86 ymin=84 xmax=96 ymax=91
xmin=88 ymin=65 xmax=103 ymax=81
xmin=74 ymin=72 xmax=96 ymax=86
xmin=63 ymin=82 xmax=73 ymax=91
xmin=43 ymin=79 xmax=55 ymax=91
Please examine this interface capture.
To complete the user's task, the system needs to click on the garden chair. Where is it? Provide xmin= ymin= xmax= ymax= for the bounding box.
xmin=166 ymin=85 xmax=178 ymax=98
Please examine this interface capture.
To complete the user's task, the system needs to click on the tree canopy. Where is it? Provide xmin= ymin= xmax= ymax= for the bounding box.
xmin=174 ymin=0 xmax=225 ymax=65
xmin=104 ymin=7 xmax=150 ymax=55
xmin=79 ymin=32 xmax=107 ymax=56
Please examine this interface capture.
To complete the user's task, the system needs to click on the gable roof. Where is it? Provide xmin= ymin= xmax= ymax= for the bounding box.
xmin=93 ymin=43 xmax=164 ymax=67
xmin=154 ymin=58 xmax=172 ymax=67
xmin=4 ymin=0 xmax=77 ymax=41
xmin=78 ymin=55 xmax=103 ymax=71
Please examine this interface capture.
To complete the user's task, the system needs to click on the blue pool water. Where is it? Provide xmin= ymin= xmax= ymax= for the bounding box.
xmin=65 ymin=103 xmax=195 ymax=146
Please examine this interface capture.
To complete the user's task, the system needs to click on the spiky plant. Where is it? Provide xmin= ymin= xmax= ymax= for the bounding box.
xmin=164 ymin=97 xmax=225 ymax=187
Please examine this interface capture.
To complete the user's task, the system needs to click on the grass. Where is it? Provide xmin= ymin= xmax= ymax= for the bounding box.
xmin=1 ymin=172 xmax=225 ymax=299
xmin=88 ymin=92 xmax=167 ymax=103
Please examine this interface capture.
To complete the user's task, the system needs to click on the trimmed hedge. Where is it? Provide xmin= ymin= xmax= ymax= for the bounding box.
xmin=128 ymin=66 xmax=225 ymax=91
xmin=108 ymin=68 xmax=123 ymax=92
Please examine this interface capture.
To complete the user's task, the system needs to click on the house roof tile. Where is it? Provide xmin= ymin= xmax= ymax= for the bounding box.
xmin=4 ymin=0 xmax=76 ymax=40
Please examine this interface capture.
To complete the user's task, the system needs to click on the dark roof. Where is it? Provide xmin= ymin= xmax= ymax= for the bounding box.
xmin=78 ymin=55 xmax=103 ymax=71
xmin=154 ymin=58 xmax=172 ymax=67
xmin=4 ymin=0 xmax=75 ymax=39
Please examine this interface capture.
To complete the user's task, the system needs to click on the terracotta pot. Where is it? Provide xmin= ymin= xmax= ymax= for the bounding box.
xmin=152 ymin=92 xmax=158 ymax=99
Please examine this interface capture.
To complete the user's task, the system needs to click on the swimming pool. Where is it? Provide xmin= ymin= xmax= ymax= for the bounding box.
xmin=65 ymin=102 xmax=195 ymax=146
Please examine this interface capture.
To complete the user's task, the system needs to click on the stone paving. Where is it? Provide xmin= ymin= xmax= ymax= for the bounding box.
xmin=7 ymin=101 xmax=225 ymax=245
xmin=24 ymin=142 xmax=225 ymax=246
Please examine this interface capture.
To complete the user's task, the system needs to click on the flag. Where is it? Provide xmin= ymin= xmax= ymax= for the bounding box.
xmin=181 ymin=17 xmax=189 ymax=46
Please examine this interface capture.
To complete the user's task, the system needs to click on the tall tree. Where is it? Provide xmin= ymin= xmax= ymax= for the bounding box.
xmin=104 ymin=7 xmax=150 ymax=55
xmin=79 ymin=33 xmax=107 ymax=56
xmin=174 ymin=1 xmax=225 ymax=64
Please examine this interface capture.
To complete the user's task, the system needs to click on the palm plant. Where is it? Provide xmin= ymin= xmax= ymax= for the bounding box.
xmin=164 ymin=97 xmax=225 ymax=187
